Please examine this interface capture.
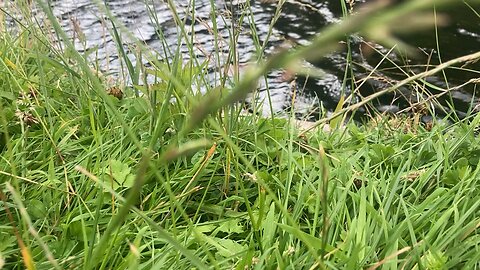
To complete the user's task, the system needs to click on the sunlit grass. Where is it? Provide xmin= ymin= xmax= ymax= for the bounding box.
xmin=0 ymin=0 xmax=479 ymax=269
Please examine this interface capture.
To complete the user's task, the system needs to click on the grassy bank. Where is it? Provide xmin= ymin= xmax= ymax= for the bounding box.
xmin=1 ymin=0 xmax=480 ymax=269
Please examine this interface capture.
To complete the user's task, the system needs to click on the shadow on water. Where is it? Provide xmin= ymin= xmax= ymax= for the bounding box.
xmin=44 ymin=0 xmax=480 ymax=121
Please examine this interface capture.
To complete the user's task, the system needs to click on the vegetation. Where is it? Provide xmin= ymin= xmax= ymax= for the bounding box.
xmin=1 ymin=0 xmax=479 ymax=269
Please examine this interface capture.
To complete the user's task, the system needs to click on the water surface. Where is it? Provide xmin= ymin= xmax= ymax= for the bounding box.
xmin=45 ymin=0 xmax=480 ymax=119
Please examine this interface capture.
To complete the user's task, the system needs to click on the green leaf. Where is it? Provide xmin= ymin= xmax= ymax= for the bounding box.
xmin=27 ymin=199 xmax=47 ymax=220
xmin=215 ymin=238 xmax=245 ymax=258
xmin=110 ymin=160 xmax=130 ymax=183
xmin=195 ymin=224 xmax=217 ymax=233
xmin=107 ymin=159 xmax=135 ymax=188
xmin=125 ymin=97 xmax=149 ymax=119
xmin=123 ymin=174 xmax=136 ymax=189
xmin=369 ymin=143 xmax=396 ymax=164
xmin=0 ymin=231 xmax=16 ymax=252
xmin=0 ymin=91 xmax=15 ymax=101
xmin=278 ymin=223 xmax=347 ymax=261
xmin=423 ymin=250 xmax=448 ymax=270
xmin=262 ymin=203 xmax=277 ymax=249
xmin=217 ymin=219 xmax=244 ymax=234
xmin=442 ymin=157 xmax=471 ymax=186
xmin=330 ymin=94 xmax=345 ymax=129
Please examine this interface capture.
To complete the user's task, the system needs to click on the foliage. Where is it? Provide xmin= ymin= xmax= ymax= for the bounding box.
xmin=0 ymin=0 xmax=479 ymax=269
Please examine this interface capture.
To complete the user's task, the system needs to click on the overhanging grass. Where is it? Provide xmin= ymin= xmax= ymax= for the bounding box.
xmin=1 ymin=0 xmax=480 ymax=269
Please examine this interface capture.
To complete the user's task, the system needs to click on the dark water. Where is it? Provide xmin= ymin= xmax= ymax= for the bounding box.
xmin=44 ymin=0 xmax=480 ymax=118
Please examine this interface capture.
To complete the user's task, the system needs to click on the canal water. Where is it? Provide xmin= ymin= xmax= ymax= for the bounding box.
xmin=47 ymin=0 xmax=480 ymax=119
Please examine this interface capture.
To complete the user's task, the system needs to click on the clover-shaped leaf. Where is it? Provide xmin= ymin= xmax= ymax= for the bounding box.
xmin=107 ymin=159 xmax=135 ymax=189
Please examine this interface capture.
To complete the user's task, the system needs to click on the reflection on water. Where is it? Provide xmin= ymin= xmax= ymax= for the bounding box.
xmin=41 ymin=0 xmax=480 ymax=118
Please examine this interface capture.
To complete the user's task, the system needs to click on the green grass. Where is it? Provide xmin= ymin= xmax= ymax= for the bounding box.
xmin=1 ymin=0 xmax=480 ymax=269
